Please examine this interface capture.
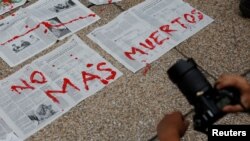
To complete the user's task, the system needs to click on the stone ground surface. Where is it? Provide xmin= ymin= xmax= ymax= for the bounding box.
xmin=0 ymin=0 xmax=249 ymax=141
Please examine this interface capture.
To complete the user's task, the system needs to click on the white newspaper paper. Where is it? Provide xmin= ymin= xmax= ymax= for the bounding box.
xmin=0 ymin=118 xmax=21 ymax=141
xmin=88 ymin=0 xmax=214 ymax=72
xmin=25 ymin=0 xmax=100 ymax=40
xmin=0 ymin=10 xmax=57 ymax=67
xmin=89 ymin=0 xmax=122 ymax=5
xmin=0 ymin=0 xmax=27 ymax=15
xmin=0 ymin=0 xmax=100 ymax=67
xmin=0 ymin=35 xmax=122 ymax=140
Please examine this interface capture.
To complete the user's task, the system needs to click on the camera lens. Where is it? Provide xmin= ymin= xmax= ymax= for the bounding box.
xmin=167 ymin=58 xmax=212 ymax=104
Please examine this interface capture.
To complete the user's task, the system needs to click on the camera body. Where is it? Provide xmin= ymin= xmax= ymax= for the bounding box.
xmin=167 ymin=58 xmax=240 ymax=133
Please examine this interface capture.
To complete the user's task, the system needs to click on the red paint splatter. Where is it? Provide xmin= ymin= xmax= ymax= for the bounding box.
xmin=45 ymin=78 xmax=80 ymax=103
xmin=143 ymin=63 xmax=151 ymax=76
xmin=44 ymin=29 xmax=48 ymax=34
xmin=86 ymin=63 xmax=93 ymax=68
xmin=11 ymin=13 xmax=15 ymax=16
xmin=0 ymin=13 xmax=96 ymax=46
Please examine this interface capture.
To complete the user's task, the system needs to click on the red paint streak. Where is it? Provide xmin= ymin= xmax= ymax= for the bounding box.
xmin=30 ymin=71 xmax=48 ymax=84
xmin=143 ymin=63 xmax=151 ymax=76
xmin=108 ymin=0 xmax=112 ymax=4
xmin=97 ymin=62 xmax=116 ymax=80
xmin=81 ymin=71 xmax=108 ymax=91
xmin=0 ymin=13 xmax=96 ymax=46
xmin=86 ymin=63 xmax=93 ymax=68
xmin=52 ymin=14 xmax=96 ymax=28
xmin=45 ymin=78 xmax=80 ymax=103
xmin=11 ymin=79 xmax=35 ymax=94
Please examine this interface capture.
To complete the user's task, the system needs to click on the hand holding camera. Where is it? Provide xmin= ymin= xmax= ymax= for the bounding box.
xmin=216 ymin=74 xmax=250 ymax=113
xmin=155 ymin=58 xmax=250 ymax=141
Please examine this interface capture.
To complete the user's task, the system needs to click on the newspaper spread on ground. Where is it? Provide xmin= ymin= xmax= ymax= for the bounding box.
xmin=0 ymin=35 xmax=123 ymax=140
xmin=0 ymin=0 xmax=27 ymax=15
xmin=89 ymin=0 xmax=122 ymax=5
xmin=0 ymin=10 xmax=57 ymax=67
xmin=88 ymin=0 xmax=214 ymax=72
xmin=25 ymin=0 xmax=100 ymax=40
xmin=0 ymin=0 xmax=100 ymax=67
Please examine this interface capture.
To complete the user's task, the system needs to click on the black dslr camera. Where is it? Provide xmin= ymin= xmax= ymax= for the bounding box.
xmin=167 ymin=58 xmax=241 ymax=134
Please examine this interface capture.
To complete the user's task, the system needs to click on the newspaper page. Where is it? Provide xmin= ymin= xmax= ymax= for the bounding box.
xmin=0 ymin=0 xmax=27 ymax=15
xmin=89 ymin=0 xmax=122 ymax=5
xmin=0 ymin=35 xmax=122 ymax=140
xmin=0 ymin=10 xmax=57 ymax=67
xmin=0 ymin=118 xmax=21 ymax=141
xmin=25 ymin=0 xmax=100 ymax=40
xmin=88 ymin=0 xmax=214 ymax=72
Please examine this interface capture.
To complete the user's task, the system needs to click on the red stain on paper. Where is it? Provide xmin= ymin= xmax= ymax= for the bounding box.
xmin=43 ymin=29 xmax=48 ymax=34
xmin=0 ymin=13 xmax=96 ymax=46
xmin=86 ymin=63 xmax=93 ymax=68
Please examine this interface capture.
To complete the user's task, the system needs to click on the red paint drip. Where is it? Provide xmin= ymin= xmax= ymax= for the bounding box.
xmin=143 ymin=63 xmax=151 ymax=76
xmin=86 ymin=63 xmax=93 ymax=68
xmin=0 ymin=13 xmax=96 ymax=46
